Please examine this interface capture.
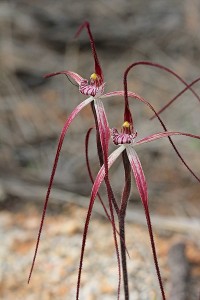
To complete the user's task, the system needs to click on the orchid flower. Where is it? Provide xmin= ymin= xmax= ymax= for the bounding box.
xmin=28 ymin=21 xmax=130 ymax=293
xmin=44 ymin=21 xmax=110 ymax=171
xmin=77 ymin=64 xmax=200 ymax=299
xmin=27 ymin=21 xmax=121 ymax=285
xmin=28 ymin=21 xmax=200 ymax=300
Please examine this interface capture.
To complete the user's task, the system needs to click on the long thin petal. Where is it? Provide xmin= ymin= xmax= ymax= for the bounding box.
xmin=75 ymin=21 xmax=104 ymax=84
xmin=136 ymin=131 xmax=200 ymax=146
xmin=85 ymin=127 xmax=112 ymax=221
xmin=28 ymin=96 xmax=93 ymax=284
xmin=76 ymin=145 xmax=125 ymax=300
xmin=126 ymin=146 xmax=166 ymax=299
xmin=94 ymin=99 xmax=110 ymax=173
xmin=85 ymin=126 xmax=129 ymax=245
xmin=101 ymin=90 xmax=157 ymax=107
xmin=91 ymin=101 xmax=120 ymax=216
xmin=101 ymin=90 xmax=200 ymax=182
xmin=85 ymin=127 xmax=122 ymax=299
xmin=100 ymin=91 xmax=125 ymax=99
xmin=44 ymin=70 xmax=83 ymax=85
xmin=151 ymin=76 xmax=200 ymax=119
xmin=126 ymin=146 xmax=147 ymax=205
xmin=91 ymin=102 xmax=123 ymax=300
xmin=123 ymin=61 xmax=200 ymax=103
xmin=85 ymin=127 xmax=123 ymax=236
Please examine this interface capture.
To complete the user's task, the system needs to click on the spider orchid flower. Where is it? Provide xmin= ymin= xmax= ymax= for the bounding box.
xmin=28 ymin=21 xmax=200 ymax=299
xmin=76 ymin=64 xmax=200 ymax=299
xmin=44 ymin=21 xmax=110 ymax=171
xmin=27 ymin=22 xmax=115 ymax=285
xmin=28 ymin=22 xmax=127 ymax=286
xmin=79 ymin=121 xmax=200 ymax=300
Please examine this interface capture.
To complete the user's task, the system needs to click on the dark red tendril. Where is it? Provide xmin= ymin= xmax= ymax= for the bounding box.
xmin=75 ymin=21 xmax=104 ymax=84
xmin=123 ymin=63 xmax=200 ymax=182
xmin=151 ymin=76 xmax=200 ymax=119
xmin=124 ymin=61 xmax=200 ymax=119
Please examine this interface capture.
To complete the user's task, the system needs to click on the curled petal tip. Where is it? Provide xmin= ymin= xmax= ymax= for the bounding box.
xmin=43 ymin=71 xmax=83 ymax=85
xmin=43 ymin=72 xmax=55 ymax=79
xmin=43 ymin=71 xmax=68 ymax=79
xmin=75 ymin=21 xmax=90 ymax=38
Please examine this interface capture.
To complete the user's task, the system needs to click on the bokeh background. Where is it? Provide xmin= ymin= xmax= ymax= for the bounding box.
xmin=0 ymin=1 xmax=200 ymax=299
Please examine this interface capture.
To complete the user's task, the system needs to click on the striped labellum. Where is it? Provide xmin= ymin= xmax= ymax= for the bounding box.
xmin=112 ymin=128 xmax=137 ymax=145
xmin=79 ymin=78 xmax=105 ymax=97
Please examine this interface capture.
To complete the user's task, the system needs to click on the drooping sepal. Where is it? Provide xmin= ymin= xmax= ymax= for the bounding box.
xmin=126 ymin=146 xmax=166 ymax=299
xmin=76 ymin=145 xmax=125 ymax=300
xmin=94 ymin=99 xmax=110 ymax=173
xmin=28 ymin=96 xmax=94 ymax=284
xmin=136 ymin=131 xmax=200 ymax=146
xmin=75 ymin=21 xmax=104 ymax=85
xmin=44 ymin=70 xmax=83 ymax=85
xmin=101 ymin=90 xmax=200 ymax=182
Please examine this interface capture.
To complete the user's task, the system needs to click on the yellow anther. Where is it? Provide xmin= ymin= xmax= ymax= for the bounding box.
xmin=90 ymin=73 xmax=98 ymax=80
xmin=122 ymin=121 xmax=130 ymax=128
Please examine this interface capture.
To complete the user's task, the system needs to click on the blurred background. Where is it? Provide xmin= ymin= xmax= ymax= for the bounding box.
xmin=0 ymin=0 xmax=200 ymax=299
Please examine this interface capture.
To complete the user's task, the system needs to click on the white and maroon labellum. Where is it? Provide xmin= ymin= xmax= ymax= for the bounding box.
xmin=79 ymin=73 xmax=105 ymax=97
xmin=111 ymin=128 xmax=137 ymax=145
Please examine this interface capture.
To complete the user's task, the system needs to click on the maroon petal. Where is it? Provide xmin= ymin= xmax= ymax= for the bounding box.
xmin=76 ymin=145 xmax=125 ymax=299
xmin=75 ymin=22 xmax=104 ymax=84
xmin=44 ymin=70 xmax=83 ymax=85
xmin=136 ymin=131 xmax=200 ymax=145
xmin=101 ymin=90 xmax=200 ymax=182
xmin=85 ymin=127 xmax=122 ymax=299
xmin=126 ymin=146 xmax=148 ymax=206
xmin=151 ymin=76 xmax=200 ymax=119
xmin=85 ymin=127 xmax=129 ymax=248
xmin=85 ymin=127 xmax=112 ymax=220
xmin=123 ymin=61 xmax=200 ymax=106
xmin=28 ymin=96 xmax=93 ymax=284
xmin=126 ymin=146 xmax=166 ymax=299
xmin=94 ymin=99 xmax=110 ymax=173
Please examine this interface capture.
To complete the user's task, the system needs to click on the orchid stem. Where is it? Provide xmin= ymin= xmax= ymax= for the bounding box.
xmin=119 ymin=215 xmax=129 ymax=299
xmin=119 ymin=151 xmax=132 ymax=299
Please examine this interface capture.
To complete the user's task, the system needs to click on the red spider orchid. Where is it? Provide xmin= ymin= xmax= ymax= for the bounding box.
xmin=28 ymin=21 xmax=200 ymax=300
xmin=44 ymin=21 xmax=110 ymax=170
xmin=110 ymin=61 xmax=200 ymax=182
xmin=77 ymin=64 xmax=200 ymax=300
xmin=27 ymin=21 xmax=120 ymax=285
xmin=28 ymin=22 xmax=131 ymax=294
